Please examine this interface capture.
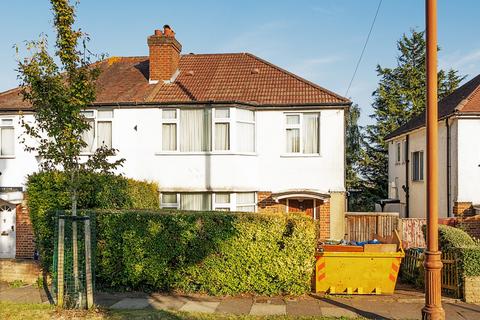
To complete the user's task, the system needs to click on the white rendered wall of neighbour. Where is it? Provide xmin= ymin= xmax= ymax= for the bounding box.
xmin=113 ymin=107 xmax=345 ymax=193
xmin=0 ymin=113 xmax=38 ymax=196
xmin=388 ymin=137 xmax=407 ymax=216
xmin=388 ymin=121 xmax=451 ymax=218
xmin=456 ymin=118 xmax=480 ymax=204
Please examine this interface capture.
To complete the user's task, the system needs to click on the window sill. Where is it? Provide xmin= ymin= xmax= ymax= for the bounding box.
xmin=155 ymin=152 xmax=257 ymax=156
xmin=280 ymin=153 xmax=321 ymax=158
xmin=412 ymin=180 xmax=424 ymax=183
xmin=0 ymin=155 xmax=15 ymax=159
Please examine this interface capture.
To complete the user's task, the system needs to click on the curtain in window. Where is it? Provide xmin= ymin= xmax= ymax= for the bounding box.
xmin=286 ymin=128 xmax=300 ymax=153
xmin=303 ymin=114 xmax=319 ymax=153
xmin=0 ymin=128 xmax=14 ymax=155
xmin=81 ymin=121 xmax=95 ymax=153
xmin=236 ymin=192 xmax=255 ymax=212
xmin=180 ymin=193 xmax=211 ymax=210
xmin=237 ymin=122 xmax=255 ymax=152
xmin=215 ymin=193 xmax=230 ymax=204
xmin=97 ymin=121 xmax=112 ymax=148
xmin=180 ymin=109 xmax=211 ymax=152
xmin=215 ymin=123 xmax=229 ymax=150
xmin=162 ymin=124 xmax=177 ymax=151
xmin=162 ymin=193 xmax=177 ymax=205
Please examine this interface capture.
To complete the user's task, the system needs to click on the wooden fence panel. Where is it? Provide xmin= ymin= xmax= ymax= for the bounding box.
xmin=345 ymin=212 xmax=399 ymax=242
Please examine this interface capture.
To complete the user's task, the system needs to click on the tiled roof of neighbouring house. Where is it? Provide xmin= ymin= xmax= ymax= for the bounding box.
xmin=385 ymin=73 xmax=480 ymax=140
xmin=0 ymin=53 xmax=349 ymax=110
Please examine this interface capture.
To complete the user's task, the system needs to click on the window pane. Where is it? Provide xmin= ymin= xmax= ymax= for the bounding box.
xmin=98 ymin=110 xmax=113 ymax=119
xmin=237 ymin=192 xmax=255 ymax=205
xmin=81 ymin=110 xmax=94 ymax=118
xmin=180 ymin=109 xmax=211 ymax=152
xmin=180 ymin=193 xmax=212 ymax=211
xmin=97 ymin=121 xmax=112 ymax=148
xmin=162 ymin=123 xmax=177 ymax=151
xmin=81 ymin=121 xmax=95 ymax=153
xmin=286 ymin=128 xmax=300 ymax=153
xmin=215 ymin=123 xmax=230 ymax=151
xmin=1 ymin=127 xmax=14 ymax=156
xmin=215 ymin=108 xmax=230 ymax=118
xmin=236 ymin=205 xmax=255 ymax=212
xmin=237 ymin=109 xmax=254 ymax=122
xmin=303 ymin=113 xmax=319 ymax=153
xmin=1 ymin=119 xmax=13 ymax=126
xmin=419 ymin=152 xmax=424 ymax=180
xmin=237 ymin=122 xmax=255 ymax=152
xmin=286 ymin=115 xmax=300 ymax=125
xmin=162 ymin=193 xmax=177 ymax=204
xmin=215 ymin=193 xmax=230 ymax=204
xmin=163 ymin=109 xmax=177 ymax=119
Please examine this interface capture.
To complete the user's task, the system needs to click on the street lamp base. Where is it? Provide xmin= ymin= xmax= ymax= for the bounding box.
xmin=421 ymin=305 xmax=445 ymax=320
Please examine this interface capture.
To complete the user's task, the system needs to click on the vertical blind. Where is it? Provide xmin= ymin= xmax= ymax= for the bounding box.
xmin=97 ymin=121 xmax=112 ymax=148
xmin=303 ymin=113 xmax=319 ymax=153
xmin=180 ymin=109 xmax=211 ymax=152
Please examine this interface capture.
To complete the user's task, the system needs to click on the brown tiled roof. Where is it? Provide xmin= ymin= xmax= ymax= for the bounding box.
xmin=385 ymin=73 xmax=480 ymax=140
xmin=0 ymin=53 xmax=349 ymax=110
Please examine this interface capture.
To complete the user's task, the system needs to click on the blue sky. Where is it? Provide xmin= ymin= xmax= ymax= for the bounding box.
xmin=1 ymin=0 xmax=479 ymax=125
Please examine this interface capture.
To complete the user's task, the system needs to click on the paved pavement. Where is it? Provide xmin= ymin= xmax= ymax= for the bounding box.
xmin=2 ymin=281 xmax=480 ymax=319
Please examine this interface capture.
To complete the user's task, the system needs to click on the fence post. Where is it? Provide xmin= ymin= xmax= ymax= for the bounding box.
xmin=57 ymin=218 xmax=65 ymax=307
xmin=84 ymin=218 xmax=94 ymax=309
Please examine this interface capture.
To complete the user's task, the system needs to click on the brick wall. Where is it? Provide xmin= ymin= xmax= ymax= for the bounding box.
xmin=15 ymin=201 xmax=35 ymax=259
xmin=464 ymin=276 xmax=480 ymax=303
xmin=147 ymin=32 xmax=181 ymax=82
xmin=453 ymin=201 xmax=475 ymax=217
xmin=317 ymin=201 xmax=330 ymax=240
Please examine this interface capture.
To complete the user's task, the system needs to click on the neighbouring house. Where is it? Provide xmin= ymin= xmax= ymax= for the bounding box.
xmin=385 ymin=74 xmax=480 ymax=218
xmin=0 ymin=25 xmax=350 ymax=259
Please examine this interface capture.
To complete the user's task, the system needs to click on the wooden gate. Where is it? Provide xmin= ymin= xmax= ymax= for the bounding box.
xmin=345 ymin=212 xmax=400 ymax=242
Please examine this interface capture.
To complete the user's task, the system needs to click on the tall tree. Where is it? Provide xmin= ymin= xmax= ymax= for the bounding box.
xmin=358 ymin=29 xmax=464 ymax=209
xmin=17 ymin=0 xmax=123 ymax=300
xmin=346 ymin=104 xmax=362 ymax=190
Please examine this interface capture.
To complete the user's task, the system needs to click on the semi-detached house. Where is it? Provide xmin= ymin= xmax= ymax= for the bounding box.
xmin=0 ymin=25 xmax=350 ymax=259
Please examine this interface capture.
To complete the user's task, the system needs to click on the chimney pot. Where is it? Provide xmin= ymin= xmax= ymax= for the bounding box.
xmin=154 ymin=29 xmax=162 ymax=36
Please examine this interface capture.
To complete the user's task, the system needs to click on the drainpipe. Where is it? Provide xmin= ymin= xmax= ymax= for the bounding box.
xmin=446 ymin=117 xmax=451 ymax=217
xmin=405 ymin=135 xmax=410 ymax=218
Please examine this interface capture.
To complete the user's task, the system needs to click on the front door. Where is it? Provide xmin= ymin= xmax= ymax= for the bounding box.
xmin=0 ymin=204 xmax=16 ymax=258
xmin=288 ymin=199 xmax=315 ymax=219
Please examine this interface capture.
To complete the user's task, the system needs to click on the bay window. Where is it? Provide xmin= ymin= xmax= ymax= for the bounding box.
xmin=0 ymin=118 xmax=15 ymax=156
xmin=161 ymin=192 xmax=257 ymax=212
xmin=160 ymin=107 xmax=255 ymax=153
xmin=285 ymin=113 xmax=320 ymax=154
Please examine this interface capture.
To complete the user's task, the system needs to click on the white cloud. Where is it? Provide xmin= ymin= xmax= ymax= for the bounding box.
xmin=439 ymin=48 xmax=480 ymax=77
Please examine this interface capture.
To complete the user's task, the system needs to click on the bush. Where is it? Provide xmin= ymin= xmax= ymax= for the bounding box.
xmin=455 ymin=246 xmax=480 ymax=277
xmin=26 ymin=171 xmax=159 ymax=270
xmin=94 ymin=210 xmax=316 ymax=295
xmin=422 ymin=224 xmax=476 ymax=250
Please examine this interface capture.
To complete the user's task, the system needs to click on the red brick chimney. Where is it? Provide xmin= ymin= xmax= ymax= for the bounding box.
xmin=147 ymin=25 xmax=182 ymax=84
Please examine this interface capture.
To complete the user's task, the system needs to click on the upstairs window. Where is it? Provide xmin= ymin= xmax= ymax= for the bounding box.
xmin=285 ymin=113 xmax=320 ymax=154
xmin=0 ymin=118 xmax=14 ymax=156
xmin=412 ymin=151 xmax=424 ymax=181
xmin=396 ymin=142 xmax=401 ymax=164
xmin=81 ymin=110 xmax=113 ymax=153
xmin=160 ymin=107 xmax=255 ymax=153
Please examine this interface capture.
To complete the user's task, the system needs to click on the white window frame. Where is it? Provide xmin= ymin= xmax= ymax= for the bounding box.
xmin=159 ymin=107 xmax=256 ymax=155
xmin=80 ymin=109 xmax=114 ymax=154
xmin=284 ymin=112 xmax=321 ymax=155
xmin=0 ymin=118 xmax=15 ymax=157
xmin=212 ymin=107 xmax=232 ymax=152
xmin=412 ymin=151 xmax=424 ymax=182
xmin=161 ymin=108 xmax=180 ymax=152
xmin=160 ymin=192 xmax=257 ymax=212
xmin=395 ymin=142 xmax=401 ymax=164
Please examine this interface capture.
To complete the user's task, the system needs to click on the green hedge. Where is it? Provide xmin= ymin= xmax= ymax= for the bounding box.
xmin=94 ymin=210 xmax=316 ymax=295
xmin=26 ymin=171 xmax=159 ymax=270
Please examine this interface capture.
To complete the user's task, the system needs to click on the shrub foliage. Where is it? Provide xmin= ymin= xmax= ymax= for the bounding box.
xmin=26 ymin=171 xmax=159 ymax=269
xmin=94 ymin=210 xmax=316 ymax=295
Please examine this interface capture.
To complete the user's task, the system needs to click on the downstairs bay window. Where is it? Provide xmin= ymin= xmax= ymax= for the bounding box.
xmin=161 ymin=192 xmax=257 ymax=212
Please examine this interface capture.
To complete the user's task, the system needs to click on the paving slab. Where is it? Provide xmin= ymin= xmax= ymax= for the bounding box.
xmin=320 ymin=306 xmax=359 ymax=318
xmin=148 ymin=294 xmax=189 ymax=311
xmin=216 ymin=297 xmax=253 ymax=315
xmin=0 ymin=285 xmax=44 ymax=303
xmin=250 ymin=303 xmax=286 ymax=316
xmin=110 ymin=298 xmax=150 ymax=309
xmin=179 ymin=301 xmax=220 ymax=313
xmin=285 ymin=299 xmax=322 ymax=316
